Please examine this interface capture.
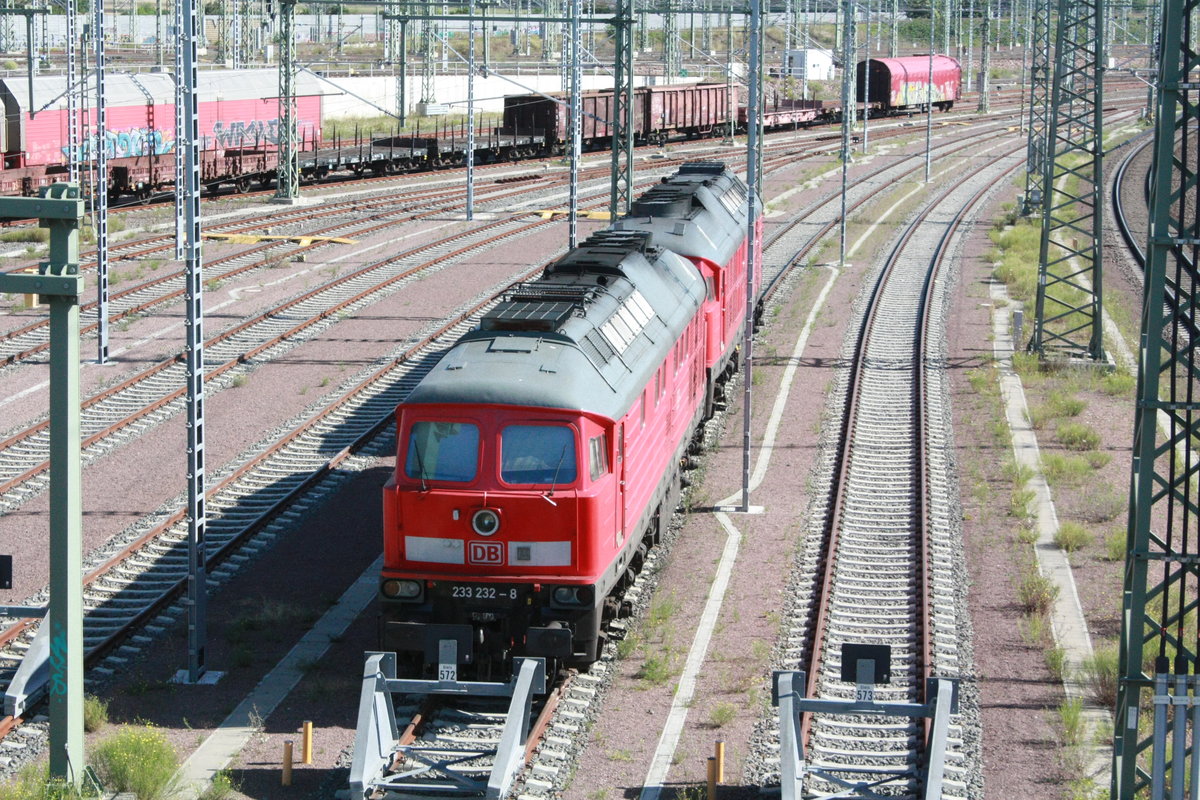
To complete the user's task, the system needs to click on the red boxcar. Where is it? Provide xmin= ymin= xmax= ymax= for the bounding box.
xmin=856 ymin=55 xmax=961 ymax=112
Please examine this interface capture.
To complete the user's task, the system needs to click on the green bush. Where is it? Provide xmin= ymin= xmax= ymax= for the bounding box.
xmin=1103 ymin=529 xmax=1127 ymax=562
xmin=1058 ymin=697 xmax=1085 ymax=747
xmin=0 ymin=228 xmax=49 ymax=243
xmin=1009 ymin=486 xmax=1035 ymax=521
xmin=1046 ymin=391 xmax=1086 ymax=418
xmin=1018 ymin=570 xmax=1059 ymax=616
xmin=1056 ymin=421 xmax=1101 ymax=451
xmin=1054 ymin=521 xmax=1092 ymax=553
xmin=1081 ymin=644 xmax=1120 ymax=709
xmin=1101 ymin=371 xmax=1136 ymax=396
xmin=82 ymin=694 xmax=109 ymax=733
xmin=990 ymin=222 xmax=1041 ymax=303
xmin=1045 ymin=646 xmax=1067 ymax=681
xmin=198 ymin=770 xmax=238 ymax=800
xmin=708 ymin=701 xmax=737 ymax=728
xmin=1077 ymin=485 xmax=1126 ymax=523
xmin=92 ymin=726 xmax=179 ymax=800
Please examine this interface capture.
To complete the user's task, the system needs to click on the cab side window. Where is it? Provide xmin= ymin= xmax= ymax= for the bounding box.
xmin=589 ymin=435 xmax=609 ymax=481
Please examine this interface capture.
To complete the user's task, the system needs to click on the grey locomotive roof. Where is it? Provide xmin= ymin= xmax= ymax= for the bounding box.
xmin=6 ymin=69 xmax=331 ymax=113
xmin=403 ymin=231 xmax=707 ymax=420
xmin=610 ymin=161 xmax=751 ymax=267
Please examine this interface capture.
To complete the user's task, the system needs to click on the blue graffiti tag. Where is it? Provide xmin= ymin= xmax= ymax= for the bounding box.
xmin=60 ymin=127 xmax=176 ymax=162
xmin=48 ymin=627 xmax=68 ymax=696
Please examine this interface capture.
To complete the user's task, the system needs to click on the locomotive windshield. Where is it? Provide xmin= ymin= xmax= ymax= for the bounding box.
xmin=501 ymin=425 xmax=578 ymax=485
xmin=405 ymin=422 xmax=479 ymax=482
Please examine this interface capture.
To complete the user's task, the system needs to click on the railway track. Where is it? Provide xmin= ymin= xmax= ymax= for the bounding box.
xmin=0 ymin=178 xmax=553 ymax=366
xmin=747 ymin=138 xmax=1030 ymax=796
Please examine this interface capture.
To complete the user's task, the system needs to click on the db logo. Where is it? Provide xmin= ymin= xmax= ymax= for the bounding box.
xmin=469 ymin=541 xmax=504 ymax=565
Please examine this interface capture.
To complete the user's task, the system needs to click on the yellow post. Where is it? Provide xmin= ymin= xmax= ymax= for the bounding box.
xmin=21 ymin=267 xmax=40 ymax=308
xmin=714 ymin=740 xmax=725 ymax=783
xmin=707 ymin=756 xmax=717 ymax=800
xmin=302 ymin=720 xmax=314 ymax=764
xmin=282 ymin=740 xmax=294 ymax=786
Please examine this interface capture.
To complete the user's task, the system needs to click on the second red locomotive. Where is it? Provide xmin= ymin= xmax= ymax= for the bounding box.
xmin=379 ymin=162 xmax=761 ymax=671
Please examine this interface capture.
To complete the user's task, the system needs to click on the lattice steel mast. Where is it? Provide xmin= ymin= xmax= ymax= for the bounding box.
xmin=1022 ymin=0 xmax=1051 ymax=214
xmin=1113 ymin=0 xmax=1200 ymax=793
xmin=94 ymin=0 xmax=108 ymax=365
xmin=609 ymin=0 xmax=634 ymax=217
xmin=664 ymin=0 xmax=681 ymax=78
xmin=1028 ymin=0 xmax=1104 ymax=360
xmin=275 ymin=0 xmax=299 ymax=201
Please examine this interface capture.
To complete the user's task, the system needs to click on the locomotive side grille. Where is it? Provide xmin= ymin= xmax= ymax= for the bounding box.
xmin=580 ymin=332 xmax=616 ymax=364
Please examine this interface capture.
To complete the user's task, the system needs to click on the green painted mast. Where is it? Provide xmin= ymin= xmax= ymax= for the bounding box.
xmin=1112 ymin=0 xmax=1200 ymax=791
xmin=1028 ymin=0 xmax=1104 ymax=361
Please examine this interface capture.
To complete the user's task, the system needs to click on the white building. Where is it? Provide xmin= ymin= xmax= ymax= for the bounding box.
xmin=782 ymin=49 xmax=835 ymax=81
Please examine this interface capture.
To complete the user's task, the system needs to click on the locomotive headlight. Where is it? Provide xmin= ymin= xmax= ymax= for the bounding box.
xmin=472 ymin=509 xmax=501 ymax=536
xmin=381 ymin=579 xmax=422 ymax=600
xmin=552 ymin=586 xmax=592 ymax=606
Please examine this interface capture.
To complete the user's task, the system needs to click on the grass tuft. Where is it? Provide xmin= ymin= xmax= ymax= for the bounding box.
xmin=1056 ymin=421 xmax=1101 ymax=451
xmin=1103 ymin=529 xmax=1127 ymax=562
xmin=198 ymin=771 xmax=239 ymax=800
xmin=1017 ymin=569 xmax=1059 ymax=616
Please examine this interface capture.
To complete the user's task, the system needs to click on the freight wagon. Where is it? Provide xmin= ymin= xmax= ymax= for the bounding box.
xmin=499 ymin=83 xmax=736 ymax=153
xmin=856 ymin=55 xmax=962 ymax=113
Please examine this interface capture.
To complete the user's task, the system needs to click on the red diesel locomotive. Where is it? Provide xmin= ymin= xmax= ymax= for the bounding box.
xmin=379 ymin=162 xmax=761 ymax=671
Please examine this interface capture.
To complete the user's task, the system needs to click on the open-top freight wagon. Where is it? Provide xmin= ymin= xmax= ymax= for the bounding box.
xmin=499 ymin=83 xmax=736 ymax=153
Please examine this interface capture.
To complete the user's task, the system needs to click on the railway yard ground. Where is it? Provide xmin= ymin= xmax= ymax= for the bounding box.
xmin=0 ymin=79 xmax=1158 ymax=800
